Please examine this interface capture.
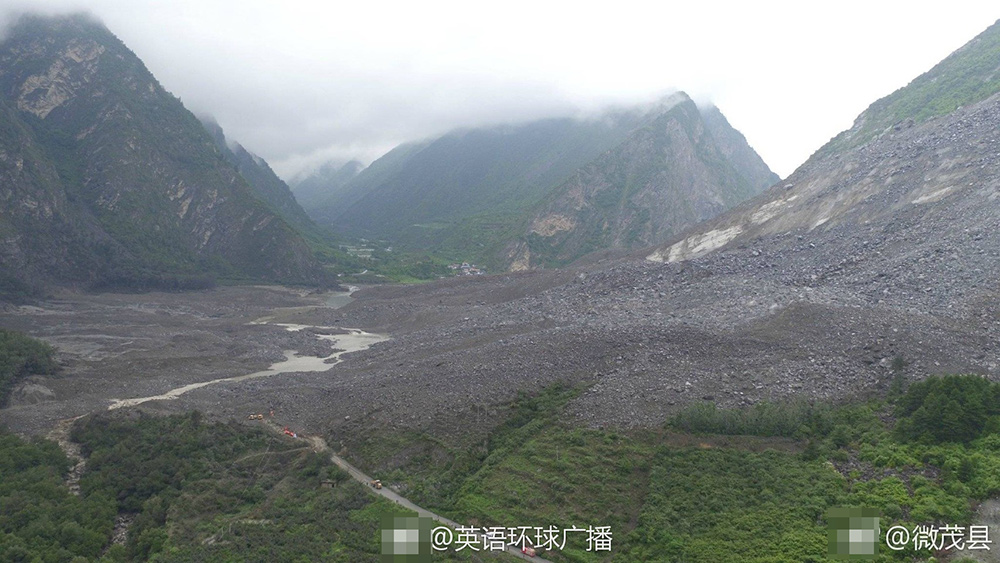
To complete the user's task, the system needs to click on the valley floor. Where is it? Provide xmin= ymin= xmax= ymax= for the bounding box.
xmin=3 ymin=252 xmax=1000 ymax=561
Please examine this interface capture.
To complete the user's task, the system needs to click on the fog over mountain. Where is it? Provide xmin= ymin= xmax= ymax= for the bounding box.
xmin=2 ymin=1 xmax=997 ymax=180
xmin=7 ymin=8 xmax=1000 ymax=563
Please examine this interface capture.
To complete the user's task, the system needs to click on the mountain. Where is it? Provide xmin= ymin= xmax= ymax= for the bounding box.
xmin=289 ymin=159 xmax=364 ymax=211
xmin=0 ymin=93 xmax=110 ymax=295
xmin=824 ymin=19 xmax=1000 ymax=154
xmin=310 ymin=94 xmax=777 ymax=270
xmin=310 ymin=109 xmax=653 ymax=243
xmin=649 ymin=18 xmax=1000 ymax=269
xmin=0 ymin=13 xmax=325 ymax=293
xmin=509 ymin=96 xmax=778 ymax=269
xmin=309 ymin=19 xmax=1000 ymax=437
xmin=200 ymin=116 xmax=318 ymax=236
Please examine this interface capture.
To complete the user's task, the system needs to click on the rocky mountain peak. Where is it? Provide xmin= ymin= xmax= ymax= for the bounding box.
xmin=510 ymin=95 xmax=778 ymax=269
xmin=650 ymin=18 xmax=1000 ymax=267
xmin=0 ymin=13 xmax=327 ymax=293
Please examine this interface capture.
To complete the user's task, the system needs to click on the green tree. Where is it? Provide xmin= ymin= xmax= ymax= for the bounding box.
xmin=896 ymin=375 xmax=997 ymax=443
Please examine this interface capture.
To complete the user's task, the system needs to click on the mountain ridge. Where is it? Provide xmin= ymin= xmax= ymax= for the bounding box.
xmin=0 ymin=13 xmax=327 ymax=293
xmin=308 ymin=93 xmax=777 ymax=271
xmin=290 ymin=159 xmax=364 ymax=211
xmin=200 ymin=116 xmax=319 ymax=237
xmin=649 ymin=18 xmax=1000 ymax=266
xmin=824 ymin=18 xmax=1000 ymax=154
xmin=510 ymin=97 xmax=778 ymax=269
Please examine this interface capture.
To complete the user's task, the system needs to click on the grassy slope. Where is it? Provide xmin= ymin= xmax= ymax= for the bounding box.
xmin=825 ymin=19 xmax=1000 ymax=153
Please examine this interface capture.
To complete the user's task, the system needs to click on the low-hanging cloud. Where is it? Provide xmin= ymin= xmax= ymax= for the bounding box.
xmin=4 ymin=1 xmax=999 ymax=180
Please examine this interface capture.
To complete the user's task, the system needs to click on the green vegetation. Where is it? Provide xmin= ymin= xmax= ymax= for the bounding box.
xmin=348 ymin=376 xmax=1000 ymax=562
xmin=396 ymin=210 xmax=532 ymax=273
xmin=0 ymin=412 xmax=493 ymax=562
xmin=0 ymin=430 xmax=116 ymax=561
xmin=826 ymin=20 xmax=1000 ymax=152
xmin=362 ymin=250 xmax=452 ymax=283
xmin=0 ymin=273 xmax=42 ymax=303
xmin=621 ymin=447 xmax=838 ymax=562
xmin=0 ymin=329 xmax=57 ymax=407
xmin=312 ymin=235 xmax=492 ymax=283
xmin=895 ymin=375 xmax=1000 ymax=444
xmin=69 ymin=413 xmax=403 ymax=562
xmin=311 ymin=240 xmax=455 ymax=283
xmin=346 ymin=383 xmax=583 ymax=516
xmin=671 ymin=398 xmax=833 ymax=438
xmin=4 ymin=410 xmax=517 ymax=562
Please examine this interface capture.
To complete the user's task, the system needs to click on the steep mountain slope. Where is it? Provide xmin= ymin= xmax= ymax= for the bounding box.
xmin=701 ymin=105 xmax=778 ymax=190
xmin=311 ymin=95 xmax=777 ymax=270
xmin=649 ymin=18 xmax=1000 ymax=267
xmin=290 ymin=159 xmax=364 ymax=211
xmin=200 ymin=117 xmax=318 ymax=236
xmin=825 ymin=18 xmax=1000 ymax=154
xmin=240 ymin=18 xmax=1000 ymax=438
xmin=311 ymin=111 xmax=652 ymax=239
xmin=511 ymin=96 xmax=777 ymax=269
xmin=0 ymin=14 xmax=324 ymax=292
xmin=0 ymin=95 xmax=112 ymax=295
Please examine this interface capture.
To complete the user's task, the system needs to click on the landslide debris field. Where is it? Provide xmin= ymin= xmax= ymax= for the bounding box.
xmin=4 ymin=18 xmax=1000 ymax=477
xmin=4 ymin=180 xmax=1000 ymax=456
xmin=7 ymin=103 xmax=1000 ymax=442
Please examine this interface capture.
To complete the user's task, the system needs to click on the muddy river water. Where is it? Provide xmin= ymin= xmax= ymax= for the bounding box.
xmin=106 ymin=288 xmax=387 ymax=410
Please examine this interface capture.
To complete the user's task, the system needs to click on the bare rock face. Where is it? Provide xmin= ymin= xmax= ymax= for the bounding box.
xmin=15 ymin=38 xmax=105 ymax=119
xmin=309 ymin=93 xmax=776 ymax=272
xmin=516 ymin=95 xmax=778 ymax=269
xmin=0 ymin=13 xmax=326 ymax=294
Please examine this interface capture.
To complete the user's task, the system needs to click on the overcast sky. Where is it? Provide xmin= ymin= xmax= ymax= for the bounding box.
xmin=5 ymin=1 xmax=1000 ymax=180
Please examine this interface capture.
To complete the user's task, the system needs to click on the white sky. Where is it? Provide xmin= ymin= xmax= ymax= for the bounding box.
xmin=5 ymin=1 xmax=1000 ymax=180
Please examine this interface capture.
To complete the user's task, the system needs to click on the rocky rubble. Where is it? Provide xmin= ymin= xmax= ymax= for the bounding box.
xmin=5 ymin=96 xmax=1000 ymax=457
xmin=257 ymin=94 xmax=1000 ymax=440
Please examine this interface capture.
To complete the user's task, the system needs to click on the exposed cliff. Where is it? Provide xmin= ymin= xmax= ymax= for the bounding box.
xmin=0 ymin=14 xmax=326 ymax=294
xmin=511 ymin=96 xmax=778 ymax=269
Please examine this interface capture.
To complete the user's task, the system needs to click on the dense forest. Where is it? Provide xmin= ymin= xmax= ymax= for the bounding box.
xmin=0 ymin=411 xmax=498 ymax=562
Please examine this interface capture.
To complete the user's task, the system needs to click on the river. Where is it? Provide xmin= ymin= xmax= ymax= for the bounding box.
xmin=107 ymin=287 xmax=385 ymax=410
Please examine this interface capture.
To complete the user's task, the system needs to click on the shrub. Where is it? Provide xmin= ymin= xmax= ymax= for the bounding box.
xmin=0 ymin=329 xmax=58 ymax=406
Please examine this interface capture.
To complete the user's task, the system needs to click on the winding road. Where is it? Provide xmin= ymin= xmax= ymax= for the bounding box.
xmin=300 ymin=432 xmax=552 ymax=562
xmin=52 ymin=290 xmax=553 ymax=561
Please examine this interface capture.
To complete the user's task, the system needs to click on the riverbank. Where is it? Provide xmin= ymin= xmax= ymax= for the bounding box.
xmin=0 ymin=286 xmax=374 ymax=436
